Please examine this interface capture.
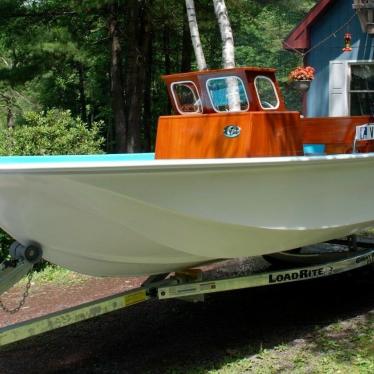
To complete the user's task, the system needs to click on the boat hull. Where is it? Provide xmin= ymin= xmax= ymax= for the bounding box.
xmin=0 ymin=153 xmax=374 ymax=276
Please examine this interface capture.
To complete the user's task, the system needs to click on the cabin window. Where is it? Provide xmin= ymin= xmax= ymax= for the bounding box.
xmin=171 ymin=81 xmax=202 ymax=114
xmin=254 ymin=76 xmax=279 ymax=110
xmin=206 ymin=76 xmax=249 ymax=112
xmin=349 ymin=63 xmax=374 ymax=116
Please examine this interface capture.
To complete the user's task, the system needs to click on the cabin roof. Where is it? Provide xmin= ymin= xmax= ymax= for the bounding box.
xmin=162 ymin=66 xmax=276 ymax=80
xmin=162 ymin=66 xmax=285 ymax=115
xmin=283 ymin=0 xmax=336 ymax=51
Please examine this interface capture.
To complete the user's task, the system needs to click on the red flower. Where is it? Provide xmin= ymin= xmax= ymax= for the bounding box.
xmin=288 ymin=66 xmax=315 ymax=81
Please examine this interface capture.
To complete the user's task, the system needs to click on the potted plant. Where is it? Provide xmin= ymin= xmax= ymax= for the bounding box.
xmin=288 ymin=66 xmax=315 ymax=91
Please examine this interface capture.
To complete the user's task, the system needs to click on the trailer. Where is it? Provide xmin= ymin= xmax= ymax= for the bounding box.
xmin=0 ymin=238 xmax=373 ymax=348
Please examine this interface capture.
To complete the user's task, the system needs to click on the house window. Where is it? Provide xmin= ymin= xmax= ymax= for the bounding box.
xmin=350 ymin=63 xmax=374 ymax=116
xmin=206 ymin=76 xmax=249 ymax=112
xmin=171 ymin=81 xmax=202 ymax=114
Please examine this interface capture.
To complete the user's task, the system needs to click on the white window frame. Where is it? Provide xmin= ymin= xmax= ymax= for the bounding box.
xmin=348 ymin=61 xmax=374 ymax=116
xmin=329 ymin=60 xmax=374 ymax=116
xmin=171 ymin=80 xmax=202 ymax=115
xmin=205 ymin=76 xmax=250 ymax=113
xmin=254 ymin=75 xmax=280 ymax=110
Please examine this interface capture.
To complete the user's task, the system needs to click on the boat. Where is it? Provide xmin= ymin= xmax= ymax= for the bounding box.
xmin=1 ymin=67 xmax=374 ymax=277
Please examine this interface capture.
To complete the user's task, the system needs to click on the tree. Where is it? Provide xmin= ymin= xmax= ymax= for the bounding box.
xmin=0 ymin=1 xmax=43 ymax=128
xmin=108 ymin=1 xmax=127 ymax=152
xmin=213 ymin=0 xmax=240 ymax=111
xmin=213 ymin=0 xmax=235 ymax=69
xmin=123 ymin=0 xmax=153 ymax=153
xmin=0 ymin=91 xmax=15 ymax=128
xmin=0 ymin=0 xmax=106 ymax=130
xmin=185 ymin=0 xmax=207 ymax=71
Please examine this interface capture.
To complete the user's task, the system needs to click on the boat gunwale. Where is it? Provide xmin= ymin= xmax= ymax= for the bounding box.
xmin=0 ymin=153 xmax=374 ymax=174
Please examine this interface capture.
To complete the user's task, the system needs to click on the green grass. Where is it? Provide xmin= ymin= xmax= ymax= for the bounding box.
xmin=166 ymin=313 xmax=374 ymax=374
xmin=33 ymin=266 xmax=89 ymax=284
xmin=20 ymin=265 xmax=89 ymax=286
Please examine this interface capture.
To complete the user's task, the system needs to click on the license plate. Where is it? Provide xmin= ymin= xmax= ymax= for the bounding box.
xmin=355 ymin=123 xmax=374 ymax=140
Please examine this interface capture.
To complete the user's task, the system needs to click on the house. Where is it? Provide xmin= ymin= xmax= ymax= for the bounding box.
xmin=284 ymin=0 xmax=374 ymax=117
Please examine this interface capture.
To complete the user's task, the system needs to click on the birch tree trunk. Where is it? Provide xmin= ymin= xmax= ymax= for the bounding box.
xmin=213 ymin=0 xmax=235 ymax=68
xmin=185 ymin=0 xmax=207 ymax=71
xmin=213 ymin=0 xmax=241 ymax=111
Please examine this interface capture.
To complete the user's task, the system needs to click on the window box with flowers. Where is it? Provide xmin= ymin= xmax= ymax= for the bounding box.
xmin=288 ymin=66 xmax=315 ymax=91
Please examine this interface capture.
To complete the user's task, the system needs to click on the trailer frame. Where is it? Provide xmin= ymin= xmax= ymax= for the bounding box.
xmin=0 ymin=243 xmax=373 ymax=348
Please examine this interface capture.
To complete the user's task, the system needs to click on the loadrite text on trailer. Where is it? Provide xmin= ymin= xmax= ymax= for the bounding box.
xmin=268 ymin=266 xmax=334 ymax=284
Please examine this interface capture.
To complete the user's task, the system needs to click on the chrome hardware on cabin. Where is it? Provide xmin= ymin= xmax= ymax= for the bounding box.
xmin=223 ymin=125 xmax=241 ymax=138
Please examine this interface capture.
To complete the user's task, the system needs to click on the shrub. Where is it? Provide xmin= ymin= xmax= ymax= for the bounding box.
xmin=0 ymin=109 xmax=104 ymax=263
xmin=0 ymin=109 xmax=104 ymax=156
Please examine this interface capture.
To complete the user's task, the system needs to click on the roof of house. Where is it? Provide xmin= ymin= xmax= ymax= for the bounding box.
xmin=283 ymin=0 xmax=336 ymax=51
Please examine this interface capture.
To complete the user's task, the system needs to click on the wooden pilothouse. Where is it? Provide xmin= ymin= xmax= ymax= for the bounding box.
xmin=155 ymin=67 xmax=374 ymax=159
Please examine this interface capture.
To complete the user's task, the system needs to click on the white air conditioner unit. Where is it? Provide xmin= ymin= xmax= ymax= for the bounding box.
xmin=353 ymin=0 xmax=374 ymax=34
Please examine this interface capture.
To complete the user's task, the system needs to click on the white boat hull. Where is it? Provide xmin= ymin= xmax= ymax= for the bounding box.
xmin=0 ymin=153 xmax=374 ymax=276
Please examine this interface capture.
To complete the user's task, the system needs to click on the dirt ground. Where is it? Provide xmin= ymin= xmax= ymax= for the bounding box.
xmin=0 ymin=276 xmax=145 ymax=328
xmin=0 ymin=260 xmax=373 ymax=374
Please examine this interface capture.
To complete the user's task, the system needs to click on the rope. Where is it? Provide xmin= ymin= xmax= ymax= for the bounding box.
xmin=284 ymin=12 xmax=358 ymax=58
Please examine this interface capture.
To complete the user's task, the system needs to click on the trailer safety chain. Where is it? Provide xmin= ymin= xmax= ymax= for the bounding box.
xmin=0 ymin=265 xmax=34 ymax=314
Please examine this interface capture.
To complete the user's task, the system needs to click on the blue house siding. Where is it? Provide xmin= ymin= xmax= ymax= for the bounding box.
xmin=306 ymin=0 xmax=374 ymax=117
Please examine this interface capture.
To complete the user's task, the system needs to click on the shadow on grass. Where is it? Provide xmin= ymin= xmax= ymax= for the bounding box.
xmin=303 ymin=312 xmax=374 ymax=373
xmin=0 ymin=266 xmax=373 ymax=374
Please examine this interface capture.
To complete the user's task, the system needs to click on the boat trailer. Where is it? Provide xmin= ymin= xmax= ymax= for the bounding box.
xmin=0 ymin=240 xmax=373 ymax=348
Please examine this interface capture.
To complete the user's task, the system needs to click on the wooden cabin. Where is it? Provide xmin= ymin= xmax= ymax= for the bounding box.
xmin=155 ymin=67 xmax=374 ymax=159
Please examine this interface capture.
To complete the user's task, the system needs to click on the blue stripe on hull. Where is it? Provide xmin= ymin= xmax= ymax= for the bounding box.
xmin=0 ymin=153 xmax=155 ymax=164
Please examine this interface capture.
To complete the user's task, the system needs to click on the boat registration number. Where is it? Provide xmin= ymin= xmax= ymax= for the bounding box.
xmin=355 ymin=123 xmax=374 ymax=140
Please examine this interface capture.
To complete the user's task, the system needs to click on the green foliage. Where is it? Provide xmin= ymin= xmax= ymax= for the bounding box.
xmin=0 ymin=229 xmax=13 ymax=262
xmin=229 ymin=0 xmax=318 ymax=110
xmin=20 ymin=265 xmax=89 ymax=285
xmin=0 ymin=109 xmax=104 ymax=262
xmin=0 ymin=109 xmax=104 ymax=156
xmin=0 ymin=0 xmax=318 ymax=138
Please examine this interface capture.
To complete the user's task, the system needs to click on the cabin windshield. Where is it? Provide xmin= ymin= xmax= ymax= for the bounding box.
xmin=171 ymin=81 xmax=202 ymax=114
xmin=254 ymin=76 xmax=279 ymax=110
xmin=206 ymin=76 xmax=249 ymax=112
